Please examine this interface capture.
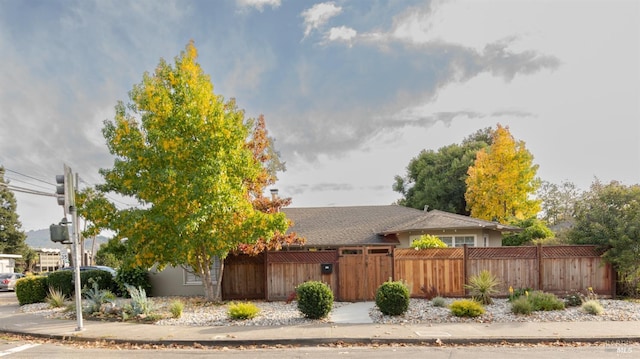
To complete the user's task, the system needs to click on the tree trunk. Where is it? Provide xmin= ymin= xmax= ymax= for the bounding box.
xmin=214 ymin=260 xmax=224 ymax=301
xmin=200 ymin=258 xmax=224 ymax=302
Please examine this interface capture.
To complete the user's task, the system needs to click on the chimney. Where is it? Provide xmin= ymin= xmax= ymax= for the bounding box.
xmin=270 ymin=188 xmax=279 ymax=201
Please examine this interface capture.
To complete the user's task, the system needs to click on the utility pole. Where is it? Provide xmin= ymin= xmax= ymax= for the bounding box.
xmin=54 ymin=164 xmax=83 ymax=331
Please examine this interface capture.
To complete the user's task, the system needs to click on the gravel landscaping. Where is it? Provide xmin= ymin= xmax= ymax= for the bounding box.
xmin=19 ymin=297 xmax=640 ymax=327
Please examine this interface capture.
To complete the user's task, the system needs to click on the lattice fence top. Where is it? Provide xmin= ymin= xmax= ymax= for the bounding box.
xmin=394 ymin=245 xmax=604 ymax=260
xmin=542 ymin=245 xmax=605 ymax=258
xmin=267 ymin=250 xmax=338 ymax=263
xmin=467 ymin=246 xmax=537 ymax=259
xmin=394 ymin=248 xmax=464 ymax=259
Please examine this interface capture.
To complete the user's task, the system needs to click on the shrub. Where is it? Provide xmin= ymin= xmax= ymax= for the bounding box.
xmin=170 ymin=300 xmax=184 ymax=318
xmin=449 ymin=299 xmax=485 ymax=317
xmin=431 ymin=296 xmax=446 ymax=308
xmin=465 ymin=270 xmax=500 ymax=305
xmin=81 ymin=270 xmax=117 ymax=294
xmin=15 ymin=275 xmax=48 ymax=305
xmin=564 ymin=292 xmax=583 ymax=307
xmin=510 ymin=296 xmax=533 ymax=315
xmin=296 ymin=281 xmax=334 ymax=319
xmin=508 ymin=286 xmax=532 ymax=302
xmin=410 ymin=234 xmax=448 ymax=249
xmin=115 ymin=267 xmax=151 ymax=298
xmin=375 ymin=280 xmax=410 ymax=316
xmin=45 ymin=287 xmax=68 ymax=308
xmin=83 ymin=279 xmax=116 ymax=314
xmin=47 ymin=270 xmax=74 ymax=297
xmin=528 ymin=291 xmax=565 ymax=311
xmin=581 ymin=300 xmax=604 ymax=315
xmin=123 ymin=284 xmax=154 ymax=317
xmin=228 ymin=301 xmax=260 ymax=320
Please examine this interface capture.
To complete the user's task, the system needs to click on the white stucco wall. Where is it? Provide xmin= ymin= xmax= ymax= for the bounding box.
xmin=395 ymin=229 xmax=503 ymax=248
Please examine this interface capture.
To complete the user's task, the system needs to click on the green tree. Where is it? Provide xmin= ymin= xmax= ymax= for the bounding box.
xmin=501 ymin=218 xmax=554 ymax=246
xmin=465 ymin=124 xmax=540 ymax=223
xmin=0 ymin=167 xmax=29 ymax=272
xmin=393 ymin=128 xmax=491 ymax=214
xmin=94 ymin=237 xmax=128 ymax=269
xmin=537 ymin=180 xmax=582 ymax=226
xmin=568 ymin=180 xmax=640 ymax=297
xmin=98 ymin=42 xmax=288 ymax=301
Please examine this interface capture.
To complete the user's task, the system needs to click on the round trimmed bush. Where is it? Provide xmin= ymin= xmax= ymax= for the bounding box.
xmin=375 ymin=280 xmax=410 ymax=316
xmin=15 ymin=275 xmax=48 ymax=305
xmin=296 ymin=281 xmax=334 ymax=319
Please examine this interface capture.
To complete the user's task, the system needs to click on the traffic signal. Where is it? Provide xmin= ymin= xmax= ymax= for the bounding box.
xmin=50 ymin=218 xmax=71 ymax=244
xmin=56 ymin=174 xmax=66 ymax=206
xmin=55 ymin=165 xmax=75 ymax=213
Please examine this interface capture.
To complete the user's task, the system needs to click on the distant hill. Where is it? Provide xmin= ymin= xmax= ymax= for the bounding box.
xmin=26 ymin=229 xmax=110 ymax=249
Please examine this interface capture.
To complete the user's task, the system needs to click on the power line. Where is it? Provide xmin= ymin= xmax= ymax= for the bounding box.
xmin=4 ymin=174 xmax=55 ymax=192
xmin=3 ymin=168 xmax=55 ymax=187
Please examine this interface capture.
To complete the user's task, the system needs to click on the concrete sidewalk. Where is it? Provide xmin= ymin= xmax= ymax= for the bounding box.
xmin=1 ymin=302 xmax=640 ymax=347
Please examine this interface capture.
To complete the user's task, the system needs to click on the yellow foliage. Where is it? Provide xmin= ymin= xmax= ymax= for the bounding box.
xmin=465 ymin=124 xmax=540 ymax=223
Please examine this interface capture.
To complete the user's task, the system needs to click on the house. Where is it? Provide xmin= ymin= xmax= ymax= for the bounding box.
xmin=281 ymin=205 xmax=519 ymax=249
xmin=149 ymin=205 xmax=519 ymax=298
xmin=0 ymin=254 xmax=22 ymax=274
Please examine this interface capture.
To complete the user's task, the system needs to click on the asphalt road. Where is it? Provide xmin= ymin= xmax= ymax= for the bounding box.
xmin=0 ymin=338 xmax=638 ymax=359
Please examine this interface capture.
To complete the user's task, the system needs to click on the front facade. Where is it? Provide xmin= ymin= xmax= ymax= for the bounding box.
xmin=149 ymin=205 xmax=519 ymax=298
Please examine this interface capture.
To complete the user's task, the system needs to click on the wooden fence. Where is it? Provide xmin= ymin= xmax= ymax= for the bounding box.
xmin=394 ymin=245 xmax=614 ymax=298
xmin=266 ymin=251 xmax=338 ymax=300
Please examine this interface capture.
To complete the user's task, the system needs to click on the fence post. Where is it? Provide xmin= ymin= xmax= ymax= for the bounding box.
xmin=264 ymin=251 xmax=269 ymax=301
xmin=537 ymin=243 xmax=543 ymax=291
xmin=463 ymin=244 xmax=468 ymax=295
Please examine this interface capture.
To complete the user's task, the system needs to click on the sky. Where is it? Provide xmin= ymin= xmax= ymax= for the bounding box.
xmin=0 ymin=0 xmax=638 ymax=232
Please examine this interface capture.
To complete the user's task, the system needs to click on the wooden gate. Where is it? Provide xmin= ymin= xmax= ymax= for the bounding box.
xmin=338 ymin=246 xmax=393 ymax=301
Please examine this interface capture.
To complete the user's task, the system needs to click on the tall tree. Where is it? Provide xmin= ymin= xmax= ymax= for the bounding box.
xmin=536 ymin=180 xmax=582 ymax=226
xmin=99 ymin=42 xmax=288 ymax=301
xmin=237 ymin=115 xmax=303 ymax=255
xmin=465 ymin=124 xmax=540 ymax=223
xmin=568 ymin=180 xmax=640 ymax=297
xmin=0 ymin=167 xmax=29 ymax=271
xmin=393 ymin=128 xmax=491 ymax=214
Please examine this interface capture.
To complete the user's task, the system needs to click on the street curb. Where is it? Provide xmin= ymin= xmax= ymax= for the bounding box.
xmin=2 ymin=329 xmax=639 ymax=348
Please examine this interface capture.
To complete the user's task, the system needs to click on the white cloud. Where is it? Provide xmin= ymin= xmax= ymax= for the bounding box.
xmin=301 ymin=2 xmax=342 ymax=37
xmin=236 ymin=0 xmax=281 ymax=11
xmin=326 ymin=26 xmax=357 ymax=44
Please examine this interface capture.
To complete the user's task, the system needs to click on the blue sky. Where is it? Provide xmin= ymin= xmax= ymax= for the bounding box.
xmin=1 ymin=0 xmax=638 ymax=232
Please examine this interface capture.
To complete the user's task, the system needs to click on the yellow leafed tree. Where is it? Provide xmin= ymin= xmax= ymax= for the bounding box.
xmin=464 ymin=124 xmax=540 ymax=223
xmin=99 ymin=41 xmax=288 ymax=301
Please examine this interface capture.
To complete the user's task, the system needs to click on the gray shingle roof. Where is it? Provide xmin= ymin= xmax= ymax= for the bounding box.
xmin=282 ymin=205 xmax=519 ymax=247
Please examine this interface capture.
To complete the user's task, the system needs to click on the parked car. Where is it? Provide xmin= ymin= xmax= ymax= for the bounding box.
xmin=0 ymin=273 xmax=25 ymax=291
xmin=57 ymin=265 xmax=117 ymax=277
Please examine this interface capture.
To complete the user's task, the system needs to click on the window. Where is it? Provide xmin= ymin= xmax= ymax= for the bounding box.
xmin=438 ymin=235 xmax=475 ymax=247
xmin=183 ymin=257 xmax=220 ymax=285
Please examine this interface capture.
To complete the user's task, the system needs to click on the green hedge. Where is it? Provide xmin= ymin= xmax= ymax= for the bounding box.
xmin=15 ymin=276 xmax=48 ymax=305
xmin=115 ymin=267 xmax=151 ymax=297
xmin=47 ymin=270 xmax=74 ymax=297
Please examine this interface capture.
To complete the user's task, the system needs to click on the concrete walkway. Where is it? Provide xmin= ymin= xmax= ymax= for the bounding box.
xmin=330 ymin=302 xmax=374 ymax=324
